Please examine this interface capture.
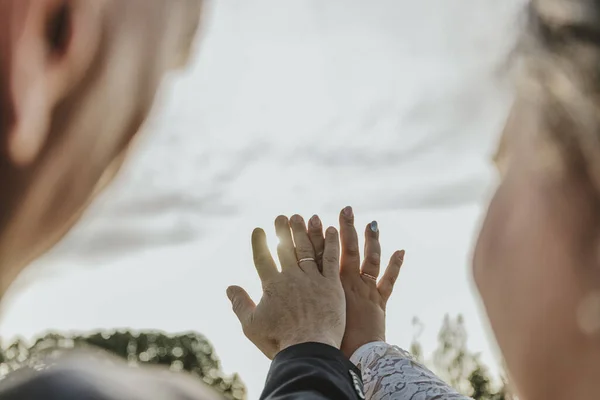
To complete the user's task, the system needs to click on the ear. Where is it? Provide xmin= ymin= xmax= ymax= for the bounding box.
xmin=1 ymin=0 xmax=103 ymax=166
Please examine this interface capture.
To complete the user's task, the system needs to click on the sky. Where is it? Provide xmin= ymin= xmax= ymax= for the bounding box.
xmin=0 ymin=0 xmax=525 ymax=398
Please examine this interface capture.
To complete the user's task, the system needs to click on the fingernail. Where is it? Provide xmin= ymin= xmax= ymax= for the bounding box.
xmin=291 ymin=214 xmax=303 ymax=223
xmin=398 ymin=250 xmax=405 ymax=261
xmin=309 ymin=215 xmax=320 ymax=227
xmin=343 ymin=206 xmax=353 ymax=218
xmin=326 ymin=226 xmax=337 ymax=236
xmin=275 ymin=215 xmax=288 ymax=226
xmin=370 ymin=221 xmax=378 ymax=233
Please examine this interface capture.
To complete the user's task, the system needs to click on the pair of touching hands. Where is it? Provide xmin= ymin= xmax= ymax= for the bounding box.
xmin=227 ymin=206 xmax=405 ymax=359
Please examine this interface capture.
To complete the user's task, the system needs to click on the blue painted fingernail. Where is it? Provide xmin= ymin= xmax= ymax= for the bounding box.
xmin=370 ymin=221 xmax=378 ymax=232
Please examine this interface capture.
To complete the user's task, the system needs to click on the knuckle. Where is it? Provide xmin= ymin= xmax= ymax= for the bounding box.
xmin=254 ymin=253 xmax=270 ymax=266
xmin=232 ymin=298 xmax=243 ymax=313
xmin=387 ymin=274 xmax=397 ymax=285
xmin=367 ymin=252 xmax=381 ymax=265
xmin=254 ymin=256 xmax=269 ymax=268
xmin=345 ymin=246 xmax=360 ymax=258
xmin=296 ymin=243 xmax=313 ymax=255
xmin=309 ymin=224 xmax=322 ymax=234
xmin=241 ymin=324 xmax=253 ymax=338
xmin=263 ymin=285 xmax=277 ymax=298
xmin=323 ymin=253 xmax=338 ymax=265
xmin=326 ymin=238 xmax=338 ymax=248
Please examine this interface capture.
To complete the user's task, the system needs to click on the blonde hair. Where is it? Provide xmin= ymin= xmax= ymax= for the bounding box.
xmin=516 ymin=0 xmax=600 ymax=184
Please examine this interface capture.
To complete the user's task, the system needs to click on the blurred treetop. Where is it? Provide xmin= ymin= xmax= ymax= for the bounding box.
xmin=0 ymin=330 xmax=246 ymax=400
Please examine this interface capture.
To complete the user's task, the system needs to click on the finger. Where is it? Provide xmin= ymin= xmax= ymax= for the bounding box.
xmin=339 ymin=206 xmax=360 ymax=278
xmin=251 ymin=228 xmax=279 ymax=283
xmin=322 ymin=226 xmax=340 ymax=278
xmin=308 ymin=215 xmax=325 ymax=272
xmin=226 ymin=286 xmax=256 ymax=327
xmin=275 ymin=215 xmax=297 ymax=272
xmin=290 ymin=215 xmax=319 ymax=275
xmin=378 ymin=250 xmax=405 ymax=303
xmin=361 ymin=221 xmax=381 ymax=281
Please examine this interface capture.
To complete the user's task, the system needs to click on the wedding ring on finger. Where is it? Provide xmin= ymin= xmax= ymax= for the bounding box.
xmin=361 ymin=272 xmax=378 ymax=282
xmin=298 ymin=257 xmax=316 ymax=266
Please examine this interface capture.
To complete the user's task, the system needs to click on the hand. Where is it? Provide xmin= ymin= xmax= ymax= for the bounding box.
xmin=308 ymin=207 xmax=405 ymax=358
xmin=227 ymin=215 xmax=346 ymax=359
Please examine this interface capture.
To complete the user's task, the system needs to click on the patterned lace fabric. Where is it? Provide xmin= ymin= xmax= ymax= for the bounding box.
xmin=350 ymin=342 xmax=472 ymax=400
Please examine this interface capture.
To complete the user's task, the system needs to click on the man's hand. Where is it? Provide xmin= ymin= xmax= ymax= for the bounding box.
xmin=227 ymin=215 xmax=346 ymax=359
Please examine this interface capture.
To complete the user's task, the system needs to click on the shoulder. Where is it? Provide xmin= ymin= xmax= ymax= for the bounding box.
xmin=0 ymin=363 xmax=108 ymax=400
xmin=0 ymin=351 xmax=223 ymax=400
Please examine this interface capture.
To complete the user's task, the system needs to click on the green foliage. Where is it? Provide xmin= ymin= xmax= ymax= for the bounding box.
xmin=0 ymin=330 xmax=246 ymax=400
xmin=432 ymin=315 xmax=475 ymax=394
xmin=409 ymin=317 xmax=425 ymax=363
xmin=412 ymin=315 xmax=516 ymax=400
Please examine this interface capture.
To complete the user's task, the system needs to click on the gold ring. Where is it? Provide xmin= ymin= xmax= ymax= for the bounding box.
xmin=361 ymin=272 xmax=378 ymax=282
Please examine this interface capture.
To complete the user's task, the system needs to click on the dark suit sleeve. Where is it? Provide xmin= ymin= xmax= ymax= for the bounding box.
xmin=261 ymin=343 xmax=365 ymax=400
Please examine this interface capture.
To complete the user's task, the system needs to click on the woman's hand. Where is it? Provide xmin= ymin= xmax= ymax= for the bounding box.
xmin=227 ymin=215 xmax=346 ymax=359
xmin=309 ymin=207 xmax=405 ymax=358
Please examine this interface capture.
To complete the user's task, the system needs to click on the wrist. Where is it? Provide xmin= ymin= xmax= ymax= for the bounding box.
xmin=280 ymin=335 xmax=340 ymax=352
xmin=342 ymin=335 xmax=385 ymax=358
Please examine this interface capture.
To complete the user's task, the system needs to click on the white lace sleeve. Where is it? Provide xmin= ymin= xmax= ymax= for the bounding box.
xmin=350 ymin=342 xmax=472 ymax=400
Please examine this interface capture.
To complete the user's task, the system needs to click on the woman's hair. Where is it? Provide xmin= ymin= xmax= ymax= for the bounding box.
xmin=517 ymin=0 xmax=600 ymax=185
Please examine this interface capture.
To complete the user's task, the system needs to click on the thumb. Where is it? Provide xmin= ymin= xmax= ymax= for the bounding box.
xmin=227 ymin=286 xmax=256 ymax=325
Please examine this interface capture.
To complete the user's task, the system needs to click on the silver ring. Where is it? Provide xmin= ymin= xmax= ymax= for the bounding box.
xmin=361 ymin=272 xmax=378 ymax=282
xmin=298 ymin=257 xmax=316 ymax=265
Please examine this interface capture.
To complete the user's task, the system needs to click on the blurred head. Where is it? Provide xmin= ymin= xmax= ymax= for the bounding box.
xmin=474 ymin=1 xmax=600 ymax=399
xmin=0 ymin=0 xmax=202 ymax=293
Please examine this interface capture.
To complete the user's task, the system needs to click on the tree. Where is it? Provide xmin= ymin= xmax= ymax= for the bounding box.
xmin=411 ymin=315 xmax=516 ymax=400
xmin=0 ymin=330 xmax=246 ymax=400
